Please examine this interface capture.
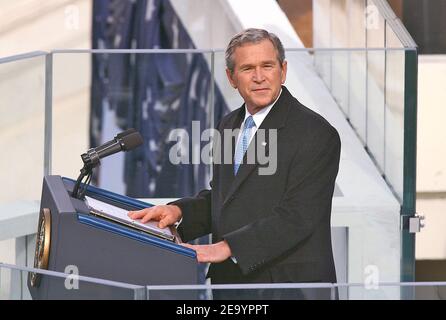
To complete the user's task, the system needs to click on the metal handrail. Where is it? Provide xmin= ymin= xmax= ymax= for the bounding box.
xmin=4 ymin=262 xmax=446 ymax=291
xmin=49 ymin=48 xmax=413 ymax=53
xmin=372 ymin=0 xmax=417 ymax=48
xmin=0 ymin=262 xmax=144 ymax=290
xmin=0 ymin=51 xmax=47 ymax=65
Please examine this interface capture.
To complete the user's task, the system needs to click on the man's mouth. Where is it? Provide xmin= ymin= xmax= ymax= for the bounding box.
xmin=252 ymin=88 xmax=269 ymax=92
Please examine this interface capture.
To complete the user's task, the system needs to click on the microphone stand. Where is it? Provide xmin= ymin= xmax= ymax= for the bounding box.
xmin=72 ymin=151 xmax=97 ymax=199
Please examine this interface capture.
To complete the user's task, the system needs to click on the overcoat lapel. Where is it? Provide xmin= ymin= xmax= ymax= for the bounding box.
xmin=219 ymin=106 xmax=244 ymax=199
xmin=221 ymin=87 xmax=291 ymax=208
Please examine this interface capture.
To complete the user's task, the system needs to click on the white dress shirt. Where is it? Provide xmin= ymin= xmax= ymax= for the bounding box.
xmin=234 ymin=88 xmax=282 ymax=151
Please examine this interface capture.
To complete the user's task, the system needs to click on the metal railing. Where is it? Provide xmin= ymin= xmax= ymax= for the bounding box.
xmin=313 ymin=0 xmax=418 ymax=283
xmin=1 ymin=263 xmax=445 ymax=300
xmin=0 ymin=44 xmax=416 ymax=291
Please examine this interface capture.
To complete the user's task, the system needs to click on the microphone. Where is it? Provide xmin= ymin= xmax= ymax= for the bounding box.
xmin=81 ymin=128 xmax=143 ymax=170
xmin=73 ymin=129 xmax=143 ymax=199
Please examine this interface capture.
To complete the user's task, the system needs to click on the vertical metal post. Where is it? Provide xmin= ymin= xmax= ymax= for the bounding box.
xmin=330 ymin=286 xmax=336 ymax=300
xmin=44 ymin=53 xmax=53 ymax=177
xmin=133 ymin=287 xmax=147 ymax=300
xmin=401 ymin=49 xmax=418 ymax=287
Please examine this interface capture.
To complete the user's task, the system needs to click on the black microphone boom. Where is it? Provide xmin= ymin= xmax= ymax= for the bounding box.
xmin=94 ymin=128 xmax=136 ymax=154
xmin=81 ymin=129 xmax=143 ymax=170
xmin=73 ymin=129 xmax=143 ymax=199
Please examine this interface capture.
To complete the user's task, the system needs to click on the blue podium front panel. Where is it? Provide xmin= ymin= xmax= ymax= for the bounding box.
xmin=28 ymin=175 xmax=199 ymax=300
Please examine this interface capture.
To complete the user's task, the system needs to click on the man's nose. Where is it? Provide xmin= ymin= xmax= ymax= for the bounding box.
xmin=252 ymin=67 xmax=265 ymax=82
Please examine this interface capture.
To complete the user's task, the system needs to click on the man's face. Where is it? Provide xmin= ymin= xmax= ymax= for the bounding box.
xmin=226 ymin=40 xmax=287 ymax=114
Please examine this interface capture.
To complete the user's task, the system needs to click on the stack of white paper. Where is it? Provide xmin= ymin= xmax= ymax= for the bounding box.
xmin=85 ymin=196 xmax=174 ymax=241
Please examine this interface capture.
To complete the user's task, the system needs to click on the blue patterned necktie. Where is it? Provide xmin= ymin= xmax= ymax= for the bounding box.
xmin=234 ymin=115 xmax=256 ymax=175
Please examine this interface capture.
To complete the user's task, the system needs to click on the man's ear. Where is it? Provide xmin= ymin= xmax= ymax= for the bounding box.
xmin=226 ymin=68 xmax=237 ymax=89
xmin=281 ymin=60 xmax=288 ymax=84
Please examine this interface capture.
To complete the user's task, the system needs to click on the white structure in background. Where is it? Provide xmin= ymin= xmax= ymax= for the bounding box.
xmin=416 ymin=55 xmax=446 ymax=260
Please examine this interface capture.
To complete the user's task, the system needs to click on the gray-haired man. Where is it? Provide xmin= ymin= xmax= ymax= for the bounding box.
xmin=129 ymin=28 xmax=340 ymax=298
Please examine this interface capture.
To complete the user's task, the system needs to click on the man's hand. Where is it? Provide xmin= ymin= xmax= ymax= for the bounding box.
xmin=181 ymin=240 xmax=232 ymax=263
xmin=128 ymin=205 xmax=182 ymax=229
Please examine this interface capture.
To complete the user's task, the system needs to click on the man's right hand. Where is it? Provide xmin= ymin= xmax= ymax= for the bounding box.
xmin=127 ymin=205 xmax=182 ymax=229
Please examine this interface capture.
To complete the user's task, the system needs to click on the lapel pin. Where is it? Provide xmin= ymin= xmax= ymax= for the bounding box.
xmin=261 ymin=141 xmax=267 ymax=147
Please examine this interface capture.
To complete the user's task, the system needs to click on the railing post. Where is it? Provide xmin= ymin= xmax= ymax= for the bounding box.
xmin=44 ymin=52 xmax=53 ymax=177
xmin=330 ymin=285 xmax=337 ymax=300
xmin=399 ymin=48 xmax=418 ymax=299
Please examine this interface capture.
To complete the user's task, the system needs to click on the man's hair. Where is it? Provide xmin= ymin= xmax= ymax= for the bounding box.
xmin=225 ymin=28 xmax=285 ymax=74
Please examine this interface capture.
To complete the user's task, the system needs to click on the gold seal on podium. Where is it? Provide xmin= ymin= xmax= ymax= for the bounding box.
xmin=30 ymin=208 xmax=51 ymax=287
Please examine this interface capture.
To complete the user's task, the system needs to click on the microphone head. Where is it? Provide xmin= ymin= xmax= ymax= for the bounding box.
xmin=120 ymin=131 xmax=143 ymax=151
xmin=115 ymin=128 xmax=136 ymax=140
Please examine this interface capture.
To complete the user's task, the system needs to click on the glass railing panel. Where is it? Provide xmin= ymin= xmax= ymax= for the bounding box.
xmin=0 ymin=263 xmax=145 ymax=300
xmin=51 ymin=51 xmax=216 ymax=199
xmin=339 ymin=283 xmax=401 ymax=300
xmin=4 ymin=262 xmax=446 ymax=300
xmin=329 ymin=0 xmax=350 ymax=114
xmin=365 ymin=0 xmax=386 ymax=172
xmin=212 ymin=50 xmax=243 ymax=114
xmin=337 ymin=283 xmax=446 ymax=300
xmin=0 ymin=44 xmax=415 ymax=298
xmin=331 ymin=50 xmax=350 ymax=116
xmin=348 ymin=0 xmax=367 ymax=142
xmin=314 ymin=50 xmax=332 ymax=91
xmin=146 ymin=284 xmax=336 ymax=300
xmin=349 ymin=49 xmax=367 ymax=142
xmin=366 ymin=49 xmax=386 ymax=171
xmin=0 ymin=266 xmax=13 ymax=299
xmin=0 ymin=53 xmax=46 ymax=231
xmin=51 ymin=52 xmax=91 ymax=181
xmin=313 ymin=0 xmax=332 ymax=90
xmin=384 ymin=48 xmax=405 ymax=202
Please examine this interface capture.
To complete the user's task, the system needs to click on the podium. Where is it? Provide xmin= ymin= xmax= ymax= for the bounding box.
xmin=27 ymin=175 xmax=198 ymax=299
